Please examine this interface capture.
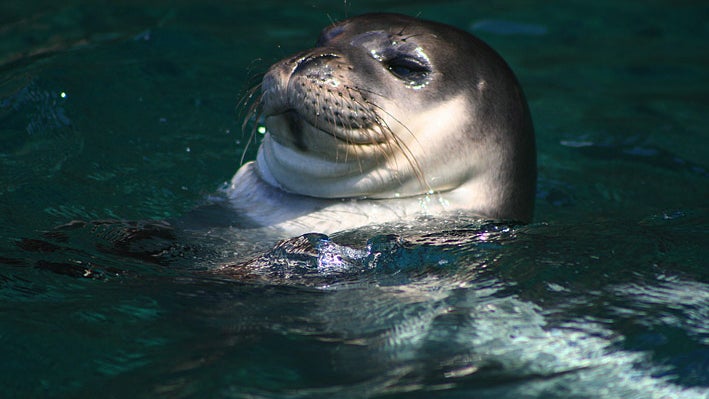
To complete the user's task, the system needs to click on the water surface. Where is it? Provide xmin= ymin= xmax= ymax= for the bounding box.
xmin=1 ymin=1 xmax=707 ymax=398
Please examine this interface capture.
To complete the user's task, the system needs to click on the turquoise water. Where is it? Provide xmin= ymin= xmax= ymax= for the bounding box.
xmin=1 ymin=1 xmax=708 ymax=398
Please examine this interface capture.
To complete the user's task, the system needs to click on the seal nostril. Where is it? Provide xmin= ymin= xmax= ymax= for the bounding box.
xmin=294 ymin=53 xmax=340 ymax=74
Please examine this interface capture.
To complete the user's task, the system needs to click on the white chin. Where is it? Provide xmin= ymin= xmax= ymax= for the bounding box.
xmin=255 ymin=133 xmax=388 ymax=198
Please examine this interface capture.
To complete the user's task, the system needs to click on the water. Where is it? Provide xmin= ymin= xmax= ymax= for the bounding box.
xmin=1 ymin=1 xmax=707 ymax=398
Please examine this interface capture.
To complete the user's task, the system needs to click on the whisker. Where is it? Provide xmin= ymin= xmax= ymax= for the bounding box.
xmin=323 ymin=103 xmax=343 ymax=163
xmin=236 ymin=81 xmax=262 ymax=117
xmin=239 ymin=87 xmax=263 ymax=132
xmin=346 ymin=85 xmax=390 ymax=100
xmin=400 ymin=33 xmax=431 ymax=42
xmin=239 ymin=109 xmax=262 ymax=166
xmin=341 ymin=85 xmax=419 ymax=188
xmin=344 ymin=0 xmax=351 ymax=19
xmin=396 ymin=21 xmax=413 ymax=37
xmin=366 ymin=101 xmax=430 ymax=192
xmin=238 ymin=87 xmax=265 ymax=166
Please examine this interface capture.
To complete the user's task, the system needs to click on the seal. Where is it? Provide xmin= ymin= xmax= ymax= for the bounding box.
xmin=226 ymin=13 xmax=536 ymax=236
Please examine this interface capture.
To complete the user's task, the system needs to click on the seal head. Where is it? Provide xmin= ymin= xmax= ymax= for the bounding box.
xmin=230 ymin=13 xmax=535 ymax=234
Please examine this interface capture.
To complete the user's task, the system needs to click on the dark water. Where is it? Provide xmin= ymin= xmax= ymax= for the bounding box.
xmin=1 ymin=1 xmax=707 ymax=398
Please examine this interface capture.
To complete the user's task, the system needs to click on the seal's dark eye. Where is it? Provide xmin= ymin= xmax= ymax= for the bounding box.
xmin=385 ymin=56 xmax=431 ymax=82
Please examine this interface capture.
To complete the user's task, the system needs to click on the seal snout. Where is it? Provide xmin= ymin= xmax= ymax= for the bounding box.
xmin=261 ymin=46 xmax=380 ymax=137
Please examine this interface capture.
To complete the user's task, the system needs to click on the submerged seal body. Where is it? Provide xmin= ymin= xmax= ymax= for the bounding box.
xmin=227 ymin=13 xmax=535 ymax=236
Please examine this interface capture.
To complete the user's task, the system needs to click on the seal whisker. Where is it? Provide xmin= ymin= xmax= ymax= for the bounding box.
xmin=400 ymin=33 xmax=434 ymax=42
xmin=379 ymin=115 xmax=428 ymax=191
xmin=342 ymin=87 xmax=387 ymax=174
xmin=396 ymin=20 xmax=413 ymax=37
xmin=239 ymin=88 xmax=265 ymax=166
xmin=337 ymin=85 xmax=415 ymax=184
xmin=364 ymin=100 xmax=430 ymax=192
xmin=236 ymin=81 xmax=263 ymax=118
xmin=346 ymin=85 xmax=390 ymax=101
xmin=347 ymin=89 xmax=420 ymax=189
xmin=328 ymin=104 xmax=347 ymax=164
xmin=343 ymin=110 xmax=358 ymax=166
xmin=239 ymin=111 xmax=262 ymax=166
xmin=395 ymin=11 xmax=423 ymax=37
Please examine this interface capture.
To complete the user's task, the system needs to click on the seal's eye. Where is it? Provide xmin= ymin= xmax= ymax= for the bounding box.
xmin=385 ymin=56 xmax=431 ymax=82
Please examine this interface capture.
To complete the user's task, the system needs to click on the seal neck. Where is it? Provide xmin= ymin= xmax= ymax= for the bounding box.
xmin=255 ymin=145 xmax=284 ymax=191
